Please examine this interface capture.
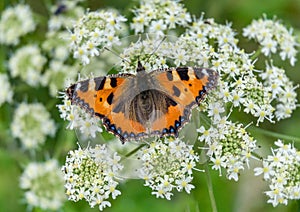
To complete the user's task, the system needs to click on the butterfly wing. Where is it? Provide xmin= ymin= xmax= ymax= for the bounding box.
xmin=149 ymin=67 xmax=218 ymax=136
xmin=67 ymin=74 xmax=147 ymax=142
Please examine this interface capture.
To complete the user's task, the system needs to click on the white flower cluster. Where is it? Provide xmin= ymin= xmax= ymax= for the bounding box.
xmin=0 ymin=74 xmax=13 ymax=106
xmin=185 ymin=18 xmax=277 ymax=125
xmin=69 ymin=10 xmax=127 ymax=65
xmin=261 ymin=63 xmax=298 ymax=120
xmin=138 ymin=138 xmax=199 ymax=200
xmin=62 ymin=145 xmax=123 ymax=211
xmin=131 ymin=0 xmax=191 ymax=36
xmin=19 ymin=159 xmax=66 ymax=211
xmin=243 ymin=15 xmax=298 ymax=66
xmin=11 ymin=102 xmax=56 ymax=150
xmin=185 ymin=16 xmax=299 ymax=125
xmin=254 ymin=140 xmax=300 ymax=207
xmin=198 ymin=120 xmax=257 ymax=181
xmin=8 ymin=45 xmax=47 ymax=87
xmin=0 ymin=4 xmax=36 ymax=45
xmin=57 ymin=96 xmax=103 ymax=138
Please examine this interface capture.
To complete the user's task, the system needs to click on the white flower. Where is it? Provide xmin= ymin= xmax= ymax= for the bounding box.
xmin=149 ymin=20 xmax=167 ymax=37
xmin=207 ymin=102 xmax=225 ymax=121
xmin=20 ymin=159 xmax=66 ymax=210
xmin=62 ymin=144 xmax=123 ymax=211
xmin=0 ymin=4 xmax=36 ymax=45
xmin=254 ymin=161 xmax=274 ymax=180
xmin=261 ymin=37 xmax=277 ymax=56
xmin=11 ymin=102 xmax=56 ymax=150
xmin=211 ymin=156 xmax=227 ymax=176
xmin=231 ymin=90 xmax=244 ymax=107
xmin=8 ymin=45 xmax=46 ymax=87
xmin=175 ymin=176 xmax=195 ymax=193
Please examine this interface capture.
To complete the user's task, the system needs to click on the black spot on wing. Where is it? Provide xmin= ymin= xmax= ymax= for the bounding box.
xmin=95 ymin=77 xmax=106 ymax=91
xmin=110 ymin=78 xmax=117 ymax=88
xmin=176 ymin=68 xmax=189 ymax=81
xmin=172 ymin=85 xmax=180 ymax=97
xmin=107 ymin=92 xmax=114 ymax=105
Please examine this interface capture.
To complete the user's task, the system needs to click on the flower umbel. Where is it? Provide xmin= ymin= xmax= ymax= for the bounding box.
xmin=254 ymin=140 xmax=300 ymax=207
xmin=69 ymin=10 xmax=127 ymax=65
xmin=8 ymin=45 xmax=47 ymax=87
xmin=243 ymin=15 xmax=298 ymax=66
xmin=138 ymin=138 xmax=199 ymax=200
xmin=198 ymin=120 xmax=258 ymax=181
xmin=0 ymin=4 xmax=36 ymax=45
xmin=11 ymin=102 xmax=56 ymax=150
xmin=62 ymin=144 xmax=123 ymax=211
xmin=19 ymin=159 xmax=66 ymax=211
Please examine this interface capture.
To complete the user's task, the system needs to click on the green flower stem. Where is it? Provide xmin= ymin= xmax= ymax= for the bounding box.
xmin=250 ymin=47 xmax=262 ymax=60
xmin=122 ymin=144 xmax=147 ymax=160
xmin=204 ymin=162 xmax=218 ymax=212
xmin=249 ymin=126 xmax=300 ymax=143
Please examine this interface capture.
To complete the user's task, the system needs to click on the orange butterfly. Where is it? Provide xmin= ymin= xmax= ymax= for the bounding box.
xmin=67 ymin=62 xmax=218 ymax=143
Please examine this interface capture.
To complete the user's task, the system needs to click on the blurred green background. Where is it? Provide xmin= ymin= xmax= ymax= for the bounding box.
xmin=0 ymin=0 xmax=300 ymax=211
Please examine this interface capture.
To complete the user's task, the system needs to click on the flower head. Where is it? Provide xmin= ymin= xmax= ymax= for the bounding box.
xmin=131 ymin=0 xmax=191 ymax=35
xmin=20 ymin=159 xmax=66 ymax=210
xmin=198 ymin=120 xmax=257 ymax=181
xmin=0 ymin=4 xmax=36 ymax=45
xmin=62 ymin=144 xmax=123 ymax=211
xmin=138 ymin=138 xmax=199 ymax=199
xmin=69 ymin=10 xmax=127 ymax=65
xmin=9 ymin=45 xmax=47 ymax=87
xmin=11 ymin=102 xmax=56 ymax=150
xmin=243 ymin=15 xmax=298 ymax=66
xmin=254 ymin=140 xmax=300 ymax=207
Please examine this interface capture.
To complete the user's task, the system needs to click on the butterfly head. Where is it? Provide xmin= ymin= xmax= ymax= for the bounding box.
xmin=136 ymin=61 xmax=145 ymax=72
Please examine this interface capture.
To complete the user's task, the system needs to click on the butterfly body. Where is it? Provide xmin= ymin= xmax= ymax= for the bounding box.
xmin=67 ymin=65 xmax=218 ymax=143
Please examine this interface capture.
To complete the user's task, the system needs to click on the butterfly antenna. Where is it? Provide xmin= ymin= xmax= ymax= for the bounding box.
xmin=145 ymin=35 xmax=167 ymax=64
xmin=103 ymin=46 xmax=131 ymax=64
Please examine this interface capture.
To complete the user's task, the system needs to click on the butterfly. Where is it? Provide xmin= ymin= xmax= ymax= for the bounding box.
xmin=66 ymin=61 xmax=218 ymax=143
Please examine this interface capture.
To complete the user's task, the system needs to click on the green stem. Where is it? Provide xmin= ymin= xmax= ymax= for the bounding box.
xmin=120 ymin=144 xmax=147 ymax=161
xmin=250 ymin=47 xmax=262 ymax=60
xmin=204 ymin=162 xmax=218 ymax=212
xmin=248 ymin=126 xmax=300 ymax=143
